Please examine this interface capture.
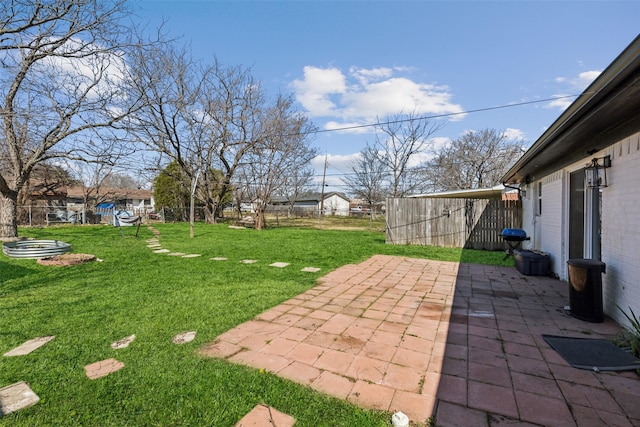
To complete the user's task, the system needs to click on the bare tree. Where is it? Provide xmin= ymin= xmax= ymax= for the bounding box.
xmin=424 ymin=128 xmax=526 ymax=191
xmin=126 ymin=47 xmax=273 ymax=225
xmin=100 ymin=173 xmax=140 ymax=190
xmin=278 ymin=165 xmax=315 ymax=218
xmin=341 ymin=144 xmax=389 ymax=206
xmin=64 ymin=159 xmax=124 ymax=213
xmin=241 ymin=94 xmax=317 ymax=230
xmin=0 ymin=0 xmax=154 ymax=237
xmin=373 ymin=111 xmax=443 ymax=197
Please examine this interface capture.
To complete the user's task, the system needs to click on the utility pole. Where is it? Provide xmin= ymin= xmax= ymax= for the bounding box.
xmin=319 ymin=155 xmax=328 ymax=220
xmin=190 ymin=170 xmax=201 ymax=239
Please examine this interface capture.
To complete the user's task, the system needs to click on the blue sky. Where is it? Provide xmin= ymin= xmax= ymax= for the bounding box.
xmin=134 ymin=1 xmax=640 ymax=191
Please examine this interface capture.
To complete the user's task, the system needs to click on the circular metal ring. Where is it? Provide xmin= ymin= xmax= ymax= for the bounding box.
xmin=2 ymin=240 xmax=72 ymax=259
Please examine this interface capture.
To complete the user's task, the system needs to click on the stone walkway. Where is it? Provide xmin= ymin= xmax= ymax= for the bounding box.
xmin=201 ymin=254 xmax=640 ymax=426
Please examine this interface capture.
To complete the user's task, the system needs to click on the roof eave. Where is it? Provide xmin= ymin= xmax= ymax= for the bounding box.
xmin=502 ymin=35 xmax=640 ymax=184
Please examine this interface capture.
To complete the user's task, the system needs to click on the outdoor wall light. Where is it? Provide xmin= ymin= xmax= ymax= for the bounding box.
xmin=585 ymin=155 xmax=611 ymax=188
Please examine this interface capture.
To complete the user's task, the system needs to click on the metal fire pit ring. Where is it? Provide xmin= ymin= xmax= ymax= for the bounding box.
xmin=2 ymin=239 xmax=72 ymax=259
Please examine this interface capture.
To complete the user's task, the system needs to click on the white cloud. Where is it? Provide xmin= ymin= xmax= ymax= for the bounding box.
xmin=292 ymin=65 xmax=465 ymax=131
xmin=37 ymin=38 xmax=128 ymax=105
xmin=324 ymin=121 xmax=371 ymax=134
xmin=292 ymin=66 xmax=346 ymax=116
xmin=555 ymin=69 xmax=601 ymax=91
xmin=504 ymin=128 xmax=525 ymax=141
xmin=545 ymin=94 xmax=573 ymax=111
xmin=349 ymin=66 xmax=393 ymax=85
xmin=311 ymin=153 xmax=361 ymax=174
xmin=547 ymin=69 xmax=602 ymax=111
xmin=431 ymin=136 xmax=451 ymax=152
xmin=575 ymin=70 xmax=601 ymax=88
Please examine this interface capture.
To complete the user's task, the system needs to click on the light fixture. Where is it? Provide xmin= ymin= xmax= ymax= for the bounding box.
xmin=585 ymin=155 xmax=611 ymax=188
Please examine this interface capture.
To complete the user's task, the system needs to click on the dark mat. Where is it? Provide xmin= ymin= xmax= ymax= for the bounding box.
xmin=543 ymin=334 xmax=640 ymax=371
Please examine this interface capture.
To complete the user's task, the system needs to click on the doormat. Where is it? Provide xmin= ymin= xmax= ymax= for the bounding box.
xmin=542 ymin=334 xmax=640 ymax=371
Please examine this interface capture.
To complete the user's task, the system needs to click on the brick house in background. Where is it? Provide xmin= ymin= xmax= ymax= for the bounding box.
xmin=20 ymin=184 xmax=154 ymax=225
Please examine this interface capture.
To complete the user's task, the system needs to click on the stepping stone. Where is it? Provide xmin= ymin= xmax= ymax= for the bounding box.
xmin=4 ymin=336 xmax=55 ymax=357
xmin=269 ymin=262 xmax=290 ymax=268
xmin=234 ymin=404 xmax=295 ymax=427
xmin=85 ymin=358 xmax=124 ymax=379
xmin=240 ymin=260 xmax=257 ymax=264
xmin=111 ymin=334 xmax=136 ymax=349
xmin=182 ymin=254 xmax=201 ymax=258
xmin=301 ymin=267 xmax=321 ymax=273
xmin=147 ymin=244 xmax=162 ymax=248
xmin=211 ymin=257 xmax=228 ymax=261
xmin=228 ymin=225 xmax=245 ymax=229
xmin=153 ymin=249 xmax=170 ymax=253
xmin=167 ymin=252 xmax=186 ymax=256
xmin=0 ymin=382 xmax=40 ymax=415
xmin=469 ymin=310 xmax=495 ymax=318
xmin=173 ymin=331 xmax=196 ymax=344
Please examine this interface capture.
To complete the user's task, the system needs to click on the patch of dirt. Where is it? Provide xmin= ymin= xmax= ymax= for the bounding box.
xmin=37 ymin=253 xmax=96 ymax=266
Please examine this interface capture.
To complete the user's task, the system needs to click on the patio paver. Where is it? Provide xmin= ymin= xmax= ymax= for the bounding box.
xmin=84 ymin=358 xmax=124 ymax=379
xmin=173 ymin=331 xmax=196 ymax=344
xmin=200 ymin=255 xmax=640 ymax=425
xmin=234 ymin=404 xmax=295 ymax=427
xmin=270 ymin=262 xmax=290 ymax=268
xmin=0 ymin=382 xmax=40 ymax=415
xmin=3 ymin=336 xmax=55 ymax=357
xmin=111 ymin=334 xmax=136 ymax=349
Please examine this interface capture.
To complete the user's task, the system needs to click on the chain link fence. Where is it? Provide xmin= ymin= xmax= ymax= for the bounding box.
xmin=16 ymin=205 xmax=379 ymax=227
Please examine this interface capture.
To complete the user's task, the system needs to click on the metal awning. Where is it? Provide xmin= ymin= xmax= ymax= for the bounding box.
xmin=408 ymin=184 xmax=508 ymax=199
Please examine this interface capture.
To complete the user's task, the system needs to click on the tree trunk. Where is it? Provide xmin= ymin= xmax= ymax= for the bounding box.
xmin=0 ymin=191 xmax=19 ymax=238
xmin=203 ymin=203 xmax=216 ymax=224
xmin=254 ymin=207 xmax=266 ymax=230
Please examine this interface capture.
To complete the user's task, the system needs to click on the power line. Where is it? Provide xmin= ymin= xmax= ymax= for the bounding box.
xmin=309 ymin=93 xmax=586 ymax=135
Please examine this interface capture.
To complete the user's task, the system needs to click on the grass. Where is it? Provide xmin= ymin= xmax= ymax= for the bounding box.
xmin=1 ymin=222 xmax=511 ymax=426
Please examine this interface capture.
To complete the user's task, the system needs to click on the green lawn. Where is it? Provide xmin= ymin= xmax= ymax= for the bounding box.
xmin=0 ymin=223 xmax=510 ymax=426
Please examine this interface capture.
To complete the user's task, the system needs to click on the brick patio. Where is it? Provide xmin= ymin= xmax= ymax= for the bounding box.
xmin=200 ymin=255 xmax=640 ymax=426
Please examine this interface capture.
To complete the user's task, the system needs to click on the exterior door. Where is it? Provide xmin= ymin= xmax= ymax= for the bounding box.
xmin=569 ymin=170 xmax=585 ymax=259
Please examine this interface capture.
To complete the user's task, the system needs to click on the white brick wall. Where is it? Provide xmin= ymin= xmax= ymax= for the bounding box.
xmin=539 ymin=174 xmax=563 ymax=274
xmin=600 ymin=132 xmax=640 ymax=328
xmin=519 ymin=131 xmax=640 ymax=328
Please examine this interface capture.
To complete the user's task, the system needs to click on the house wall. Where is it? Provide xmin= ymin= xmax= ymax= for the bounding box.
xmin=523 ymin=172 xmax=565 ymax=274
xmin=322 ymin=195 xmax=349 ymax=216
xmin=520 ymin=131 xmax=640 ymax=327
xmin=600 ymin=132 xmax=640 ymax=327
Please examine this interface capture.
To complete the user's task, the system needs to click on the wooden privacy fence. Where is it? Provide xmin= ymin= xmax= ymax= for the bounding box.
xmin=385 ymin=197 xmax=522 ymax=250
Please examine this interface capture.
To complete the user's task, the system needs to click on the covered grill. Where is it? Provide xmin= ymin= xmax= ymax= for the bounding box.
xmin=500 ymin=228 xmax=530 ymax=259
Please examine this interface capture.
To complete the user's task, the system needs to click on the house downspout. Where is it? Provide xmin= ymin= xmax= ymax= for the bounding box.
xmin=502 ymin=183 xmax=522 ymax=199
xmin=590 ymin=186 xmax=601 ymax=260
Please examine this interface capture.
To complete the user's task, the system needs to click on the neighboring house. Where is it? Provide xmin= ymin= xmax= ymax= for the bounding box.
xmin=23 ymin=184 xmax=154 ymax=224
xmin=502 ymin=35 xmax=640 ymax=326
xmin=270 ymin=192 xmax=351 ymax=216
xmin=64 ymin=186 xmax=154 ymax=216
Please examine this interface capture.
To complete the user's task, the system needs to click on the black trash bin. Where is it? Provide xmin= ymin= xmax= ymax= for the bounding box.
xmin=567 ymin=259 xmax=606 ymax=323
